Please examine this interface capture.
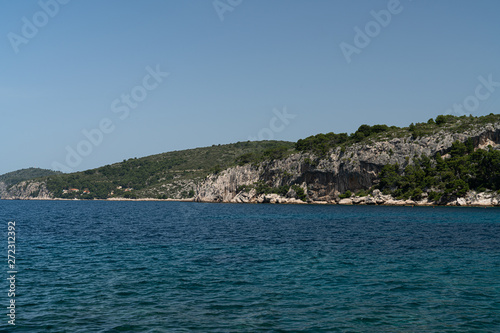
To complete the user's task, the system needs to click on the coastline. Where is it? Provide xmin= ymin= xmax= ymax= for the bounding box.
xmin=1 ymin=194 xmax=499 ymax=207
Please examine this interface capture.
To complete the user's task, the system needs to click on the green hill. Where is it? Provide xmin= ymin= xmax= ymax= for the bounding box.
xmin=44 ymin=141 xmax=295 ymax=199
xmin=0 ymin=168 xmax=61 ymax=186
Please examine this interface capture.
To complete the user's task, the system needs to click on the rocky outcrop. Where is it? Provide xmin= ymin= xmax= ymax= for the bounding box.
xmin=452 ymin=191 xmax=500 ymax=206
xmin=0 ymin=181 xmax=53 ymax=200
xmin=231 ymin=191 xmax=307 ymax=204
xmin=196 ymin=164 xmax=261 ymax=202
xmin=334 ymin=189 xmax=500 ymax=207
xmin=195 ymin=122 xmax=500 ymax=204
xmin=0 ymin=182 xmax=6 ymax=197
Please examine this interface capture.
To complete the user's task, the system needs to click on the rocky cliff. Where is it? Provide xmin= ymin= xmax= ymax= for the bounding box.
xmin=195 ymin=122 xmax=500 ymax=205
xmin=0 ymin=181 xmax=53 ymax=200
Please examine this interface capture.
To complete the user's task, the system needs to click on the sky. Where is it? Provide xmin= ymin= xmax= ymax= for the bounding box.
xmin=1 ymin=0 xmax=499 ymax=174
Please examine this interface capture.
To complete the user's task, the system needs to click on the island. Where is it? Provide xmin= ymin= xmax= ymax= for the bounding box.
xmin=1 ymin=114 xmax=499 ymax=206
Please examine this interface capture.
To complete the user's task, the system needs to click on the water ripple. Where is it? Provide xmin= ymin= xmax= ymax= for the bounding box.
xmin=0 ymin=201 xmax=499 ymax=332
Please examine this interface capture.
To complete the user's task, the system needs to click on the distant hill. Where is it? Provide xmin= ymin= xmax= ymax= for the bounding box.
xmin=0 ymin=168 xmax=62 ymax=186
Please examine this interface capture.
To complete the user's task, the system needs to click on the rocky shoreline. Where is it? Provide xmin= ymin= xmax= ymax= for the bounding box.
xmin=196 ymin=189 xmax=500 ymax=207
xmin=1 ymin=190 xmax=499 ymax=207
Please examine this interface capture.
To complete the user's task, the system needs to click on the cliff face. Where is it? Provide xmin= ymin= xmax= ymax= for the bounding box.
xmin=0 ymin=181 xmax=53 ymax=200
xmin=195 ymin=123 xmax=500 ymax=203
xmin=0 ymin=182 xmax=7 ymax=198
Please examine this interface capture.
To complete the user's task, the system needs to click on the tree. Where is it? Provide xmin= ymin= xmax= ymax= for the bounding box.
xmin=378 ymin=164 xmax=400 ymax=189
xmin=435 ymin=115 xmax=446 ymax=126
xmin=263 ymin=146 xmax=289 ymax=160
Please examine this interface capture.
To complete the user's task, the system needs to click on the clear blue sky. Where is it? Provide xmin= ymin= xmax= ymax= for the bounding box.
xmin=1 ymin=0 xmax=499 ymax=174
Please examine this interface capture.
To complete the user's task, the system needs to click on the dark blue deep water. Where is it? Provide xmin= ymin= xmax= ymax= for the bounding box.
xmin=0 ymin=201 xmax=499 ymax=332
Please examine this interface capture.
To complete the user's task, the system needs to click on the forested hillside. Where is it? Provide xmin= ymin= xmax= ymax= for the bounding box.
xmin=0 ymin=168 xmax=61 ymax=186
xmin=44 ymin=141 xmax=295 ymax=199
xmin=377 ymin=139 xmax=500 ymax=202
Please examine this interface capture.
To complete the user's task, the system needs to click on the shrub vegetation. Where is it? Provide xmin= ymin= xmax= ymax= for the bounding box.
xmin=377 ymin=139 xmax=500 ymax=201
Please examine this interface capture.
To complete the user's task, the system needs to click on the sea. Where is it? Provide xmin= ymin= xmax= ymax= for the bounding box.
xmin=0 ymin=200 xmax=499 ymax=332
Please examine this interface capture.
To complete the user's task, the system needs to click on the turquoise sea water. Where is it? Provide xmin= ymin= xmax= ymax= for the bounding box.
xmin=0 ymin=201 xmax=499 ymax=332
